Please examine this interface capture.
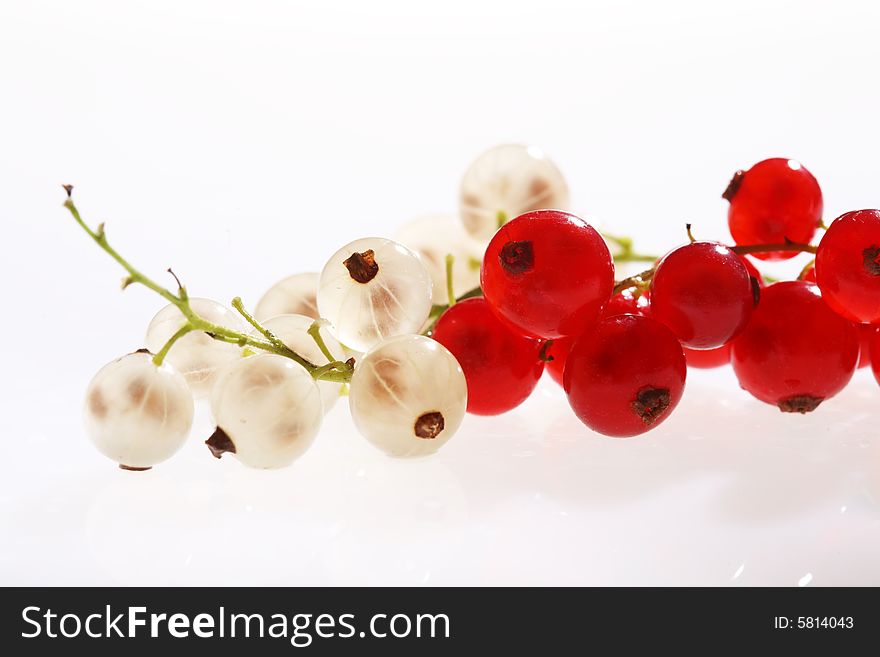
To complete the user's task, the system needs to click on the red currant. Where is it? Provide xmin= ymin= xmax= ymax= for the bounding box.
xmin=650 ymin=241 xmax=756 ymax=349
xmin=545 ymin=288 xmax=650 ymax=385
xmin=564 ymin=315 xmax=686 ymax=437
xmin=683 ymin=343 xmax=731 ymax=369
xmin=815 ymin=209 xmax=880 ymax=323
xmin=740 ymin=255 xmax=765 ymax=289
xmin=868 ymin=328 xmax=880 ymax=385
xmin=804 ymin=264 xmax=874 ymax=368
xmin=481 ymin=210 xmax=614 ymax=339
xmin=724 ymin=158 xmax=822 ymax=261
xmin=730 ymin=281 xmax=858 ymax=412
xmin=432 ymin=298 xmax=544 ymax=415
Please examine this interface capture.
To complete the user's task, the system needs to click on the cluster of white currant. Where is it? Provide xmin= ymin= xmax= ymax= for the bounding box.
xmin=77 ymin=144 xmax=571 ymax=470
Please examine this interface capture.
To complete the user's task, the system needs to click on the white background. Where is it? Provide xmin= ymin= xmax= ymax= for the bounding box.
xmin=2 ymin=0 xmax=879 ymax=585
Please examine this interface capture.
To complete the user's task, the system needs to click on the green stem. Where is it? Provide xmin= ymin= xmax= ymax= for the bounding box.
xmin=152 ymin=324 xmax=195 ymax=366
xmin=230 ymin=296 xmax=315 ymax=370
xmin=307 ymin=320 xmax=336 ymax=363
xmin=445 ymin=254 xmax=456 ymax=307
xmin=63 ymin=190 xmax=346 ymax=381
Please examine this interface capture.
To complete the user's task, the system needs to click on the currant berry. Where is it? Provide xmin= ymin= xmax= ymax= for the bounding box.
xmin=730 ymin=281 xmax=858 ymax=412
xmin=869 ymin=328 xmax=880 ymax=385
xmin=258 ymin=314 xmax=344 ymax=413
xmin=545 ymin=288 xmax=650 ymax=386
xmin=683 ymin=343 xmax=731 ymax=369
xmin=144 ymin=298 xmax=246 ymax=397
xmin=393 ymin=214 xmax=481 ymax=305
xmin=857 ymin=323 xmax=879 ymax=368
xmin=724 ymin=158 xmax=822 ymax=261
xmin=460 ymin=144 xmax=570 ymax=241
xmin=207 ymin=354 xmax=323 ymax=469
xmin=481 ymin=210 xmax=614 ymax=339
xmin=432 ymin=298 xmax=544 ymax=415
xmin=651 ymin=241 xmax=755 ymax=349
xmin=564 ymin=315 xmax=686 ymax=437
xmin=815 ymin=209 xmax=880 ymax=323
xmin=804 ymin=264 xmax=874 ymax=368
xmin=348 ymin=334 xmax=467 ymax=457
xmin=84 ymin=351 xmax=194 ymax=470
xmin=317 ymin=238 xmax=433 ymax=352
xmin=740 ymin=255 xmax=765 ymax=289
xmin=254 ymin=272 xmax=319 ymax=322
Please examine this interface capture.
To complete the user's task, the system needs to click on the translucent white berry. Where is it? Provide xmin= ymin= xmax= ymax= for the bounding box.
xmin=254 ymin=272 xmax=320 ymax=322
xmin=144 ymin=298 xmax=246 ymax=398
xmin=84 ymin=351 xmax=194 ymax=470
xmin=459 ymin=144 xmax=570 ymax=241
xmin=394 ymin=215 xmax=482 ymax=305
xmin=317 ymin=238 xmax=433 ymax=352
xmin=207 ymin=354 xmax=322 ymax=469
xmin=349 ymin=334 xmax=467 ymax=458
xmin=258 ymin=314 xmax=344 ymax=413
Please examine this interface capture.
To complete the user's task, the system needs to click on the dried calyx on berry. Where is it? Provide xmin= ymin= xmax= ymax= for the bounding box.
xmin=344 ymin=249 xmax=380 ymax=283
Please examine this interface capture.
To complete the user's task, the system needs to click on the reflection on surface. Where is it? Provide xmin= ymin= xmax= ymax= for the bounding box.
xmin=5 ymin=370 xmax=880 ymax=585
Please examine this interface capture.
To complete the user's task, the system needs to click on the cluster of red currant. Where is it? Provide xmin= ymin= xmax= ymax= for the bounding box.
xmin=68 ymin=146 xmax=880 ymax=471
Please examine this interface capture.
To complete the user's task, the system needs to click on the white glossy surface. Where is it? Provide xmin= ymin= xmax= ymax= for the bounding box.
xmin=3 ymin=0 xmax=880 ymax=585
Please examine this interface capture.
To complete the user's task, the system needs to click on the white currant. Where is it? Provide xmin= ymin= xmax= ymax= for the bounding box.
xmin=254 ymin=272 xmax=320 ymax=322
xmin=84 ymin=351 xmax=194 ymax=470
xmin=394 ymin=214 xmax=482 ymax=304
xmin=317 ymin=237 xmax=433 ymax=352
xmin=207 ymin=354 xmax=323 ymax=469
xmin=459 ymin=143 xmax=570 ymax=241
xmin=349 ymin=334 xmax=467 ymax=458
xmin=144 ymin=298 xmax=246 ymax=398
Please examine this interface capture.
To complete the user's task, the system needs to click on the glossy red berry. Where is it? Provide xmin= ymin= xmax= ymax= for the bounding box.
xmin=815 ymin=209 xmax=880 ymax=323
xmin=724 ymin=158 xmax=822 ymax=261
xmin=545 ymin=288 xmax=650 ymax=385
xmin=740 ymin=255 xmax=765 ymax=289
xmin=683 ymin=343 xmax=731 ymax=369
xmin=650 ymin=241 xmax=756 ymax=349
xmin=432 ymin=297 xmax=543 ymax=415
xmin=563 ymin=315 xmax=686 ymax=437
xmin=804 ymin=264 xmax=874 ymax=368
xmin=869 ymin=328 xmax=880 ymax=384
xmin=481 ymin=210 xmax=614 ymax=339
xmin=730 ymin=281 xmax=858 ymax=412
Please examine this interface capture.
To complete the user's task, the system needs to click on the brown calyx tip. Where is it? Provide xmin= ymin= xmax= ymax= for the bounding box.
xmin=722 ymin=170 xmax=745 ymax=201
xmin=778 ymin=395 xmax=823 ymax=414
xmin=132 ymin=347 xmax=152 ymax=355
xmin=119 ymin=464 xmax=151 ymax=472
xmin=750 ymin=276 xmax=761 ymax=306
xmin=631 ymin=387 xmax=671 ymax=425
xmin=862 ymin=245 xmax=880 ymax=276
xmin=206 ymin=426 xmax=236 ymax=458
xmin=414 ymin=411 xmax=445 ymax=439
xmin=344 ymin=249 xmax=379 ymax=283
xmin=62 ymin=184 xmax=74 ymax=198
xmin=499 ymin=240 xmax=534 ymax=276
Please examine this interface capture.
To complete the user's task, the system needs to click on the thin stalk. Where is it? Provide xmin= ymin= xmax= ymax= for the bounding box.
xmin=63 ymin=189 xmax=348 ymax=382
xmin=445 ymin=254 xmax=456 ymax=307
xmin=152 ymin=324 xmax=195 ymax=366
